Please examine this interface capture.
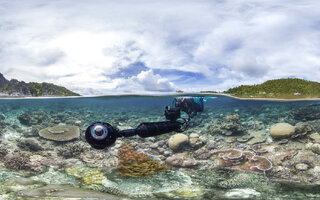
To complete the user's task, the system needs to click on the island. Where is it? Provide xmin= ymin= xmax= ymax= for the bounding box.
xmin=201 ymin=78 xmax=320 ymax=100
xmin=0 ymin=73 xmax=80 ymax=97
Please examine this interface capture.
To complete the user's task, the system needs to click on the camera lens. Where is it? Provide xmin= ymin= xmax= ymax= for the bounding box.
xmin=92 ymin=124 xmax=107 ymax=140
xmin=85 ymin=122 xmax=117 ymax=149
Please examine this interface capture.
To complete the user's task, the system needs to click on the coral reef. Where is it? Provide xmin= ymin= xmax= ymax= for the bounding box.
xmin=165 ymin=153 xmax=199 ymax=168
xmin=0 ymin=146 xmax=8 ymax=160
xmin=269 ymin=123 xmax=295 ymax=138
xmin=18 ymin=185 xmax=124 ymax=199
xmin=292 ymin=104 xmax=320 ymax=121
xmin=39 ymin=125 xmax=80 ymax=141
xmin=28 ymin=155 xmax=46 ymax=172
xmin=17 ymin=138 xmax=43 ymax=151
xmin=65 ymin=166 xmax=105 ymax=185
xmin=18 ymin=111 xmax=47 ymax=126
xmin=0 ymin=119 xmax=6 ymax=129
xmin=193 ymin=148 xmax=212 ymax=160
xmin=214 ymin=149 xmax=273 ymax=173
xmin=189 ymin=133 xmax=206 ymax=148
xmin=102 ymin=170 xmax=192 ymax=197
xmin=57 ymin=142 xmax=86 ymax=158
xmin=168 ymin=133 xmax=189 ymax=151
xmin=4 ymin=152 xmax=31 ymax=171
xmin=209 ymin=114 xmax=244 ymax=136
xmin=292 ymin=122 xmax=313 ymax=139
xmin=117 ymin=145 xmax=168 ymax=177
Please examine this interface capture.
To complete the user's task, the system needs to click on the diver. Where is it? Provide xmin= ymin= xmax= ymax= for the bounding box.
xmin=85 ymin=96 xmax=208 ymax=149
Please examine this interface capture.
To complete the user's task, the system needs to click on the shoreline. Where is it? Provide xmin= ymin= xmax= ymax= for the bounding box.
xmin=1 ymin=93 xmax=320 ymax=102
xmin=229 ymin=96 xmax=320 ymax=102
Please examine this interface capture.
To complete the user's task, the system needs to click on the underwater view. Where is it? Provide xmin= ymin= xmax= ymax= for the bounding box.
xmin=1 ymin=95 xmax=320 ymax=199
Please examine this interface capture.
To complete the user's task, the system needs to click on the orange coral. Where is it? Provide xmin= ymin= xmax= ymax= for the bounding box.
xmin=117 ymin=145 xmax=168 ymax=178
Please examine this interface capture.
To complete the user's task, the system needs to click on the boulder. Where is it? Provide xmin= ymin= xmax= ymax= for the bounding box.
xmin=168 ymin=134 xmax=188 ymax=151
xmin=269 ymin=123 xmax=295 ymax=138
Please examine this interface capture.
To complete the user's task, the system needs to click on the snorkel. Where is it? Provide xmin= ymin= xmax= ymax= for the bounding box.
xmin=85 ymin=96 xmax=211 ymax=149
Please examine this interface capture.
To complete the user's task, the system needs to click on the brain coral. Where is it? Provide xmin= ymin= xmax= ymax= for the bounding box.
xmin=39 ymin=125 xmax=80 ymax=141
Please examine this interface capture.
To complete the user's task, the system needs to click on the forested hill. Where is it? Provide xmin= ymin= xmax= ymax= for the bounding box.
xmin=0 ymin=73 xmax=80 ymax=97
xmin=224 ymin=78 xmax=320 ymax=98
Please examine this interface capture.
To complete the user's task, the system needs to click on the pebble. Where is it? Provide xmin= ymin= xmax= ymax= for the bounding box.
xmin=309 ymin=133 xmax=320 ymax=143
xmin=189 ymin=133 xmax=199 ymax=138
xmin=223 ymin=188 xmax=261 ymax=199
xmin=163 ymin=151 xmax=171 ymax=157
xmin=157 ymin=148 xmax=165 ymax=154
xmin=158 ymin=140 xmax=166 ymax=147
xmin=295 ymin=163 xmax=309 ymax=171
xmin=237 ymin=136 xmax=253 ymax=143
xmin=311 ymin=143 xmax=320 ymax=154
xmin=305 ymin=143 xmax=313 ymax=150
xmin=150 ymin=143 xmax=158 ymax=149
xmin=206 ymin=141 xmax=216 ymax=150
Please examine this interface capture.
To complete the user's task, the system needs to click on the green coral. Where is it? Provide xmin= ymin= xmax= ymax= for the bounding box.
xmin=81 ymin=171 xmax=105 ymax=185
xmin=65 ymin=166 xmax=105 ymax=185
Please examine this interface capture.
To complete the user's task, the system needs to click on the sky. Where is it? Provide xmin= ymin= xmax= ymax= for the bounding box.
xmin=1 ymin=0 xmax=320 ymax=95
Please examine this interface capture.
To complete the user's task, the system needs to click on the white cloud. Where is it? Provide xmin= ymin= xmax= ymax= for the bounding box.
xmin=117 ymin=69 xmax=176 ymax=94
xmin=1 ymin=0 xmax=320 ymax=94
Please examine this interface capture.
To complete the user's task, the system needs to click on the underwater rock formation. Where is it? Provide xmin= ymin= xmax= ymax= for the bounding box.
xmin=209 ymin=114 xmax=244 ymax=136
xmin=168 ymin=133 xmax=189 ymax=151
xmin=39 ymin=125 xmax=80 ymax=141
xmin=117 ymin=145 xmax=168 ymax=177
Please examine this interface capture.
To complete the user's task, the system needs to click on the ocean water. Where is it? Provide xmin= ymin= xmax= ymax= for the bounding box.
xmin=0 ymin=95 xmax=320 ymax=199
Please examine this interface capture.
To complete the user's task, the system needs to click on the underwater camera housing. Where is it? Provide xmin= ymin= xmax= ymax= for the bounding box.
xmin=85 ymin=96 xmax=207 ymax=149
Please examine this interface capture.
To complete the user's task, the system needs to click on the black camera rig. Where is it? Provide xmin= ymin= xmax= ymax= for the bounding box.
xmin=85 ymin=97 xmax=206 ymax=149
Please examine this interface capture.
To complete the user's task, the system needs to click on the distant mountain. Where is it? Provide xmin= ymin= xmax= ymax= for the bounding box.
xmin=224 ymin=78 xmax=320 ymax=98
xmin=0 ymin=73 xmax=80 ymax=97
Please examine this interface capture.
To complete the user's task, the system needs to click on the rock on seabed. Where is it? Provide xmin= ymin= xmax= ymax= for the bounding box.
xmin=168 ymin=134 xmax=189 ymax=151
xmin=223 ymin=188 xmax=261 ymax=199
xmin=269 ymin=123 xmax=295 ymax=138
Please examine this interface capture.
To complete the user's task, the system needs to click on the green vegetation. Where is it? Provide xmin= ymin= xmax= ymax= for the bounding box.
xmin=0 ymin=73 xmax=80 ymax=97
xmin=29 ymin=82 xmax=80 ymax=97
xmin=200 ymin=91 xmax=218 ymax=93
xmin=224 ymin=78 xmax=320 ymax=99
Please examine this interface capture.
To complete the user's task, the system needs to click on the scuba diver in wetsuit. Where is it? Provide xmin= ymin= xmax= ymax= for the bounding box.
xmin=85 ymin=97 xmax=208 ymax=150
